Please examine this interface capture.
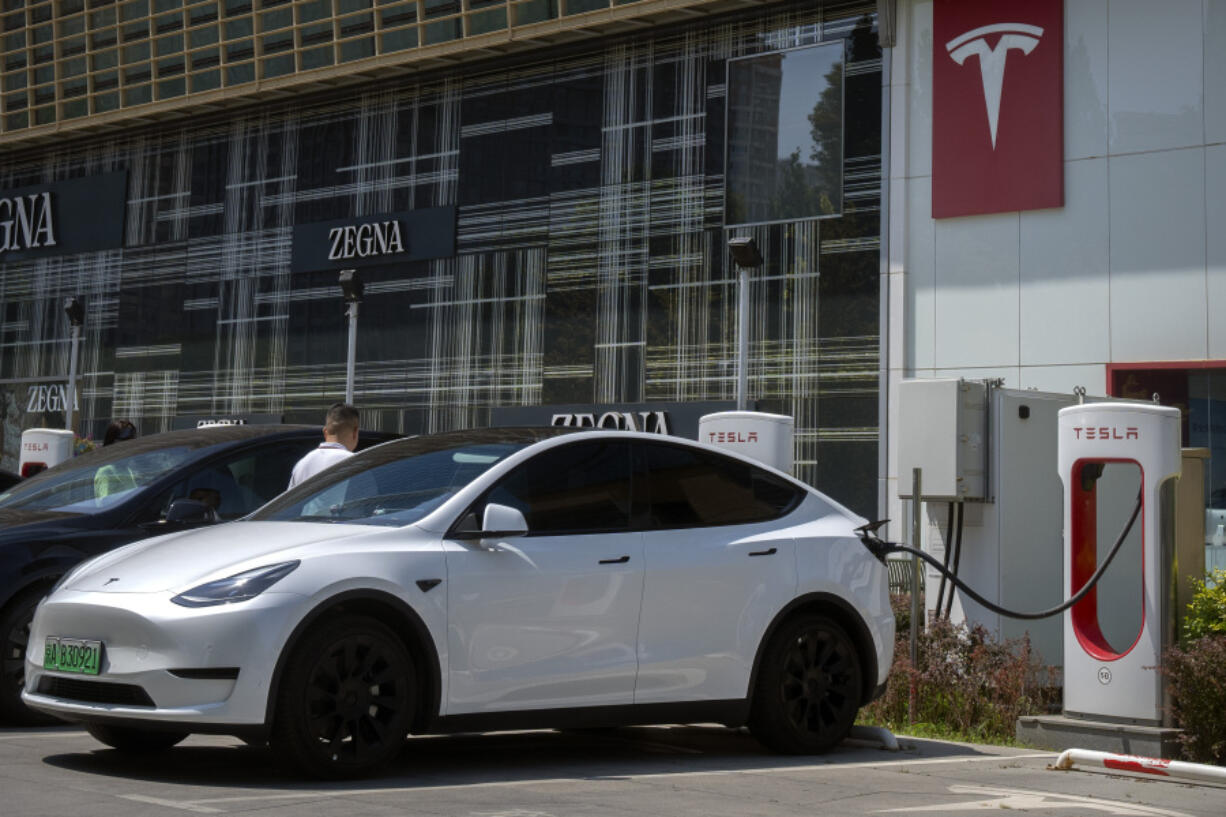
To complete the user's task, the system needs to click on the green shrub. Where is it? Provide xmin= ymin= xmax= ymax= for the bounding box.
xmin=1182 ymin=569 xmax=1226 ymax=643
xmin=860 ymin=609 xmax=1056 ymax=743
xmin=1160 ymin=635 xmax=1226 ymax=765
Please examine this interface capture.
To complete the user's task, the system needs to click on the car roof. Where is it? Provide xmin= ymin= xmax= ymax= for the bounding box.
xmin=331 ymin=426 xmax=579 ymax=469
xmin=29 ymin=424 xmax=320 ymax=475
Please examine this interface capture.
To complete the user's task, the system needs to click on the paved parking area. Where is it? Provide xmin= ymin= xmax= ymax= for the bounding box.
xmin=1 ymin=724 xmax=1221 ymax=817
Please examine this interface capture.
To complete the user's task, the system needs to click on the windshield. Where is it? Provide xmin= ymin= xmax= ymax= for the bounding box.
xmin=251 ymin=442 xmax=527 ymax=526
xmin=0 ymin=446 xmax=196 ymax=514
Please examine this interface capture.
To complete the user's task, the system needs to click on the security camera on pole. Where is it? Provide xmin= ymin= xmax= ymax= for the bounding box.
xmin=726 ymin=235 xmax=762 ymax=412
xmin=63 ymin=296 xmax=84 ymax=431
xmin=700 ymin=235 xmax=796 ymax=476
xmin=338 ymin=269 xmax=363 ymax=404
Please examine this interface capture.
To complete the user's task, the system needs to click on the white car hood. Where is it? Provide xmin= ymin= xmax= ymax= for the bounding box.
xmin=66 ymin=521 xmax=379 ymax=593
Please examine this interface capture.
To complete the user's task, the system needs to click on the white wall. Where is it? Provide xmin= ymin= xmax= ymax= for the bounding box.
xmin=887 ymin=0 xmax=1226 ymax=531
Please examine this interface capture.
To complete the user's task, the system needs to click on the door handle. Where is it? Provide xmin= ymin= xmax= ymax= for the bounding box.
xmin=599 ymin=555 xmax=630 ymax=564
xmin=748 ymin=547 xmax=777 ymax=557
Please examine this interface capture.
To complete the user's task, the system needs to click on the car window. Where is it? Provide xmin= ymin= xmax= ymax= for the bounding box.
xmin=0 ymin=446 xmax=196 ymax=514
xmin=253 ymin=442 xmax=525 ymax=526
xmin=138 ymin=440 xmax=318 ymax=523
xmin=477 ymin=440 xmax=632 ymax=535
xmin=642 ymin=442 xmax=802 ymax=529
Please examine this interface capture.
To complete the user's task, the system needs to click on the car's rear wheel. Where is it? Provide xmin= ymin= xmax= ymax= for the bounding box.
xmin=271 ymin=615 xmax=416 ymax=778
xmin=750 ymin=614 xmax=862 ymax=754
xmin=86 ymin=723 xmax=189 ymax=752
xmin=0 ymin=586 xmax=61 ymax=725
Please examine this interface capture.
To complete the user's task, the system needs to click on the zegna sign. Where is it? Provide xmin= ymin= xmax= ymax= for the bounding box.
xmin=0 ymin=192 xmax=55 ymax=253
xmin=551 ymin=409 xmax=671 ymax=434
xmin=291 ymin=206 xmax=456 ymax=273
xmin=491 ymin=401 xmax=742 ymax=440
xmin=0 ymin=171 xmax=127 ymax=260
xmin=24 ymin=382 xmax=79 ymax=414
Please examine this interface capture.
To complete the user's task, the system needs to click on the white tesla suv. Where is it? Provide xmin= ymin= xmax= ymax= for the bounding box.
xmin=24 ymin=428 xmax=894 ymax=777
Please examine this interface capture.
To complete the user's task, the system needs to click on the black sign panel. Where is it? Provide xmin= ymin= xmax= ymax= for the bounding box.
xmin=0 ymin=171 xmax=128 ymax=261
xmin=491 ymin=401 xmax=743 ymax=440
xmin=171 ymin=414 xmax=284 ymax=430
xmin=291 ymin=206 xmax=456 ymax=273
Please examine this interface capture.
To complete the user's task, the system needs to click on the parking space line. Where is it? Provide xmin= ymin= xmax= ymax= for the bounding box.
xmin=0 ymin=731 xmax=88 ymax=740
xmin=120 ymin=795 xmax=225 ymax=814
xmin=117 ymin=752 xmax=1056 ymax=813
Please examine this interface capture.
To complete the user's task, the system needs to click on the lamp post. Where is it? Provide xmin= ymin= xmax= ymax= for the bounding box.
xmin=727 ymin=236 xmax=763 ymax=412
xmin=63 ymin=296 xmax=84 ymax=431
xmin=338 ymin=269 xmax=363 ymax=404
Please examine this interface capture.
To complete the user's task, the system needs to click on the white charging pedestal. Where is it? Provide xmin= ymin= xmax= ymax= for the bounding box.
xmin=697 ymin=411 xmax=794 ymax=473
xmin=19 ymin=428 xmax=76 ymax=477
xmin=1058 ymin=403 xmax=1181 ymax=723
xmin=1018 ymin=403 xmax=1183 ymax=755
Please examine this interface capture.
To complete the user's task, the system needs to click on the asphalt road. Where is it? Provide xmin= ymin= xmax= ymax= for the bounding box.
xmin=1 ymin=724 xmax=1222 ymax=817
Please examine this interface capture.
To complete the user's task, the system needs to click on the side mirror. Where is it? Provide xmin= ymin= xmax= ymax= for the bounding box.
xmin=452 ymin=503 xmax=528 ymax=540
xmin=164 ymin=498 xmax=219 ymax=527
xmin=482 ymin=503 xmax=528 ymax=536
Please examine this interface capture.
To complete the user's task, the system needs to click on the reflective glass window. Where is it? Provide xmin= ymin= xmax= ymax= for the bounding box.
xmin=191 ymin=68 xmax=220 ymax=91
xmin=642 ymin=442 xmax=801 ymax=529
xmin=123 ymin=84 xmax=152 ymax=104
xmin=91 ymin=49 xmax=119 ymax=70
xmin=63 ymin=98 xmax=89 ymax=119
xmin=482 ymin=440 xmax=632 ymax=535
xmin=262 ymin=53 xmax=293 ymax=77
xmin=189 ymin=24 xmax=219 ymax=48
xmin=93 ymin=91 xmax=119 ymax=112
xmin=92 ymin=70 xmax=119 ymax=91
xmin=513 ymin=0 xmax=557 ymax=25
xmin=725 ymin=42 xmax=845 ymax=226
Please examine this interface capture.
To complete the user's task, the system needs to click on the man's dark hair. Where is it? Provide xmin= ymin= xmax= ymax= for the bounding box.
xmin=324 ymin=402 xmax=359 ymax=436
xmin=103 ymin=419 xmax=137 ymax=446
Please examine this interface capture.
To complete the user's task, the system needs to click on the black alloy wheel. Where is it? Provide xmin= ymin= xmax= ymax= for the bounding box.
xmin=750 ymin=614 xmax=862 ymax=754
xmin=86 ymin=723 xmax=188 ymax=752
xmin=271 ymin=615 xmax=416 ymax=778
xmin=0 ymin=587 xmax=60 ymax=725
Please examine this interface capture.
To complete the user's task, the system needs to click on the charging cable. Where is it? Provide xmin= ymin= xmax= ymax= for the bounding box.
xmin=854 ymin=491 xmax=1142 ymax=621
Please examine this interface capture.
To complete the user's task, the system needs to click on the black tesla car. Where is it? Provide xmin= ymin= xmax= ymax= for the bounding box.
xmin=0 ymin=424 xmax=396 ymax=724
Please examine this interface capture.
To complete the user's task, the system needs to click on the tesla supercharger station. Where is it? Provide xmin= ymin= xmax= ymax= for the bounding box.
xmin=698 ymin=411 xmax=794 ymax=473
xmin=1058 ymin=403 xmax=1181 ymax=724
xmin=19 ymin=428 xmax=76 ymax=477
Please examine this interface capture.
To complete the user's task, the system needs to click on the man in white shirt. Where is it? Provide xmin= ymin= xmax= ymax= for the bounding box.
xmin=288 ymin=402 xmax=360 ymax=488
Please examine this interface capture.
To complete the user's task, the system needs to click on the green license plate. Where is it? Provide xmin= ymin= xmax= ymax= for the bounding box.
xmin=43 ymin=637 xmax=103 ymax=675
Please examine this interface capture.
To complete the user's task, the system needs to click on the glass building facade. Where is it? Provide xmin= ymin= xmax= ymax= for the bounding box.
xmin=0 ymin=0 xmax=759 ymax=145
xmin=0 ymin=0 xmax=884 ymax=516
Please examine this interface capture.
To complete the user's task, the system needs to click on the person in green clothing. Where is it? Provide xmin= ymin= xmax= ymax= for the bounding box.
xmin=94 ymin=419 xmax=138 ymax=500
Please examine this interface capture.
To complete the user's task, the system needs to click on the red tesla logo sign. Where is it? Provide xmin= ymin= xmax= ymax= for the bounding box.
xmin=933 ymin=0 xmax=1063 ymax=218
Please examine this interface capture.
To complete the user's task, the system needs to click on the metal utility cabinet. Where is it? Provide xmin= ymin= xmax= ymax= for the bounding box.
xmin=898 ymin=380 xmax=1137 ymax=670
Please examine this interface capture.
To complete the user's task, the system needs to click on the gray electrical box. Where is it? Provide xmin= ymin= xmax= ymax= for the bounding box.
xmin=898 ymin=379 xmax=988 ymax=500
xmin=899 ymin=382 xmax=1140 ymax=671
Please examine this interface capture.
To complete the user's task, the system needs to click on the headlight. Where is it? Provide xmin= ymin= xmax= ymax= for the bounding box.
xmin=171 ymin=560 xmax=299 ymax=608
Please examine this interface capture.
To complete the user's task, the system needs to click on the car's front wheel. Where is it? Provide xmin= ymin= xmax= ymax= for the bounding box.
xmin=271 ymin=614 xmax=416 ymax=778
xmin=86 ymin=723 xmax=189 ymax=752
xmin=750 ymin=614 xmax=862 ymax=754
xmin=0 ymin=586 xmax=61 ymax=725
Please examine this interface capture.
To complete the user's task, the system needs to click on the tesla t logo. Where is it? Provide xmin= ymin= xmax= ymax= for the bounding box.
xmin=946 ymin=23 xmax=1043 ymax=149
xmin=932 ymin=0 xmax=1063 ymax=218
